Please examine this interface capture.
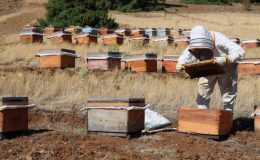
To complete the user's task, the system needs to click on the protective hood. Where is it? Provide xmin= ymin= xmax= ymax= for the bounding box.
xmin=189 ymin=25 xmax=214 ymax=51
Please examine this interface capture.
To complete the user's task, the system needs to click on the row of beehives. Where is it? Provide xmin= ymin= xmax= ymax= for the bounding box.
xmin=36 ymin=49 xmax=260 ymax=75
xmin=19 ymin=26 xmax=260 ymax=48
xmin=1 ymin=96 xmax=259 ymax=139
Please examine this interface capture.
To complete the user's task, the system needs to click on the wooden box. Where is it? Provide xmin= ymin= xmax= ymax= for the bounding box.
xmin=65 ymin=26 xmax=82 ymax=35
xmin=153 ymin=36 xmax=173 ymax=46
xmin=36 ymin=48 xmax=79 ymax=68
xmin=157 ymin=28 xmax=170 ymax=37
xmin=47 ymin=31 xmax=72 ymax=44
xmin=145 ymin=28 xmax=157 ymax=37
xmin=82 ymin=27 xmax=98 ymax=35
xmin=255 ymin=106 xmax=260 ymax=133
xmin=162 ymin=55 xmax=179 ymax=73
xmin=123 ymin=53 xmax=157 ymax=72
xmin=87 ymin=98 xmax=145 ymax=137
xmin=174 ymin=37 xmax=190 ymax=47
xmin=170 ymin=29 xmax=182 ymax=37
xmin=178 ymin=108 xmax=233 ymax=137
xmin=98 ymin=27 xmax=114 ymax=35
xmin=241 ymin=39 xmax=260 ymax=48
xmin=86 ymin=52 xmax=121 ymax=71
xmin=115 ymin=28 xmax=131 ymax=36
xmin=102 ymin=34 xmax=124 ymax=45
xmin=131 ymin=28 xmax=145 ymax=37
xmin=237 ymin=58 xmax=260 ymax=74
xmin=184 ymin=59 xmax=225 ymax=78
xmin=43 ymin=26 xmax=61 ymax=35
xmin=0 ymin=97 xmax=29 ymax=134
xmin=129 ymin=36 xmax=149 ymax=46
xmin=20 ymin=28 xmax=43 ymax=43
xmin=75 ymin=33 xmax=98 ymax=44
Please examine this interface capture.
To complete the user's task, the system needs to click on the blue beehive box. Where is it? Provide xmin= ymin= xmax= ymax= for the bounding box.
xmin=82 ymin=26 xmax=98 ymax=35
xmin=157 ymin=28 xmax=170 ymax=37
xmin=145 ymin=28 xmax=157 ymax=37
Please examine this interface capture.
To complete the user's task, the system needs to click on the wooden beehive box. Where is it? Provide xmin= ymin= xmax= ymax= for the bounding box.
xmin=131 ymin=28 xmax=145 ymax=37
xmin=98 ymin=27 xmax=114 ymax=35
xmin=115 ymin=28 xmax=131 ymax=37
xmin=178 ymin=108 xmax=233 ymax=137
xmin=162 ymin=55 xmax=180 ymax=73
xmin=75 ymin=33 xmax=98 ymax=45
xmin=129 ymin=36 xmax=149 ymax=46
xmin=102 ymin=34 xmax=124 ymax=45
xmin=153 ymin=36 xmax=174 ymax=46
xmin=82 ymin=26 xmax=98 ymax=35
xmin=36 ymin=48 xmax=80 ymax=68
xmin=174 ymin=37 xmax=190 ymax=47
xmin=157 ymin=28 xmax=170 ymax=37
xmin=87 ymin=98 xmax=145 ymax=137
xmin=145 ymin=28 xmax=157 ymax=37
xmin=170 ymin=29 xmax=182 ymax=37
xmin=43 ymin=26 xmax=61 ymax=35
xmin=237 ymin=58 xmax=260 ymax=74
xmin=47 ymin=31 xmax=72 ymax=44
xmin=86 ymin=52 xmax=121 ymax=71
xmin=65 ymin=26 xmax=82 ymax=35
xmin=181 ymin=30 xmax=191 ymax=37
xmin=254 ymin=106 xmax=260 ymax=133
xmin=240 ymin=39 xmax=260 ymax=48
xmin=123 ymin=53 xmax=157 ymax=72
xmin=20 ymin=28 xmax=43 ymax=43
xmin=0 ymin=97 xmax=30 ymax=134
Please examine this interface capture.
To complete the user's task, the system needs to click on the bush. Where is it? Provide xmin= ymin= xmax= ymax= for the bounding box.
xmin=38 ymin=0 xmax=118 ymax=29
xmin=181 ymin=0 xmax=230 ymax=5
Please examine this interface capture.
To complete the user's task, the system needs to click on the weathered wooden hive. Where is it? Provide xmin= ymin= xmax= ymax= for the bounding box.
xmin=43 ymin=26 xmax=61 ymax=35
xmin=82 ymin=26 xmax=98 ymax=35
xmin=36 ymin=48 xmax=80 ymax=68
xmin=98 ymin=27 xmax=114 ymax=35
xmin=122 ymin=53 xmax=158 ymax=72
xmin=240 ymin=39 xmax=260 ymax=48
xmin=145 ymin=28 xmax=157 ymax=37
xmin=86 ymin=52 xmax=121 ymax=71
xmin=47 ymin=31 xmax=72 ymax=44
xmin=237 ymin=58 xmax=260 ymax=74
xmin=129 ymin=36 xmax=149 ymax=46
xmin=20 ymin=27 xmax=43 ymax=43
xmin=254 ymin=106 xmax=260 ymax=133
xmin=114 ymin=28 xmax=131 ymax=36
xmin=74 ymin=33 xmax=98 ymax=45
xmin=173 ymin=37 xmax=190 ymax=47
xmin=170 ymin=29 xmax=182 ymax=37
xmin=162 ymin=55 xmax=180 ymax=73
xmin=157 ymin=28 xmax=171 ymax=37
xmin=86 ymin=98 xmax=145 ymax=137
xmin=102 ymin=34 xmax=124 ymax=45
xmin=0 ymin=96 xmax=35 ymax=137
xmin=153 ymin=36 xmax=174 ymax=46
xmin=65 ymin=26 xmax=82 ymax=35
xmin=178 ymin=107 xmax=233 ymax=138
xmin=130 ymin=28 xmax=145 ymax=37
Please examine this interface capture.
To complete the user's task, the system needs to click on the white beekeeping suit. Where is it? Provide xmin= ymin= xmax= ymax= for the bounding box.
xmin=177 ymin=25 xmax=245 ymax=111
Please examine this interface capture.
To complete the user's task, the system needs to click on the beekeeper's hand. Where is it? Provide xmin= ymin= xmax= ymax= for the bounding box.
xmin=214 ymin=55 xmax=231 ymax=66
xmin=176 ymin=63 xmax=185 ymax=72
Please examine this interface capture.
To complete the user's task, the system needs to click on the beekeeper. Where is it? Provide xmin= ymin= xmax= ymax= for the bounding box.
xmin=176 ymin=25 xmax=245 ymax=111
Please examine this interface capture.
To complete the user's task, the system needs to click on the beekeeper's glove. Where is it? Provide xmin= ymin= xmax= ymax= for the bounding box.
xmin=176 ymin=63 xmax=185 ymax=72
xmin=214 ymin=55 xmax=231 ymax=66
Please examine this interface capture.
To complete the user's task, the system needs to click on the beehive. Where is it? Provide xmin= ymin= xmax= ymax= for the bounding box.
xmin=102 ymin=34 xmax=124 ymax=45
xmin=87 ymin=98 xmax=145 ymax=137
xmin=174 ymin=37 xmax=190 ymax=47
xmin=36 ymin=48 xmax=80 ymax=68
xmin=75 ymin=33 xmax=98 ymax=45
xmin=43 ymin=26 xmax=61 ymax=35
xmin=20 ymin=28 xmax=43 ymax=43
xmin=153 ymin=36 xmax=173 ymax=46
xmin=98 ymin=27 xmax=114 ymax=35
xmin=129 ymin=36 xmax=149 ymax=46
xmin=157 ymin=28 xmax=170 ymax=37
xmin=145 ymin=28 xmax=157 ymax=37
xmin=229 ymin=38 xmax=240 ymax=44
xmin=178 ymin=108 xmax=233 ymax=137
xmin=0 ymin=97 xmax=34 ymax=134
xmin=240 ymin=39 xmax=260 ymax=48
xmin=131 ymin=28 xmax=145 ymax=37
xmin=82 ymin=26 xmax=98 ymax=35
xmin=65 ymin=26 xmax=82 ymax=35
xmin=123 ymin=53 xmax=157 ymax=72
xmin=47 ymin=31 xmax=72 ymax=44
xmin=162 ymin=55 xmax=179 ymax=73
xmin=115 ymin=28 xmax=131 ymax=36
xmin=170 ymin=29 xmax=182 ymax=37
xmin=86 ymin=52 xmax=121 ymax=71
xmin=181 ymin=30 xmax=191 ymax=37
xmin=237 ymin=58 xmax=260 ymax=74
xmin=254 ymin=106 xmax=260 ymax=133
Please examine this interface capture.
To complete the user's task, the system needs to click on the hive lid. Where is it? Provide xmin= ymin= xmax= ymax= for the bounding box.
xmin=87 ymin=52 xmax=121 ymax=59
xmin=131 ymin=28 xmax=145 ymax=32
xmin=157 ymin=28 xmax=170 ymax=31
xmin=145 ymin=28 xmax=157 ymax=32
xmin=115 ymin=28 xmax=130 ymax=33
xmin=44 ymin=25 xmax=61 ymax=30
xmin=129 ymin=36 xmax=149 ymax=40
xmin=0 ymin=96 xmax=29 ymax=105
xmin=153 ymin=36 xmax=173 ymax=41
xmin=47 ymin=31 xmax=72 ymax=38
xmin=241 ymin=39 xmax=260 ymax=43
xmin=65 ymin=26 xmax=82 ymax=31
xmin=75 ymin=33 xmax=98 ymax=38
xmin=36 ymin=48 xmax=79 ymax=58
xmin=87 ymin=98 xmax=145 ymax=103
xmin=103 ymin=33 xmax=124 ymax=39
xmin=20 ymin=28 xmax=43 ymax=35
xmin=123 ymin=53 xmax=157 ymax=61
xmin=174 ymin=37 xmax=190 ymax=42
xmin=162 ymin=55 xmax=180 ymax=61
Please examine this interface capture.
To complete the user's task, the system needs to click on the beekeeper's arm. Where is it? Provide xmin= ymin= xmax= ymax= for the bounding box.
xmin=176 ymin=47 xmax=198 ymax=72
xmin=214 ymin=32 xmax=245 ymax=66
